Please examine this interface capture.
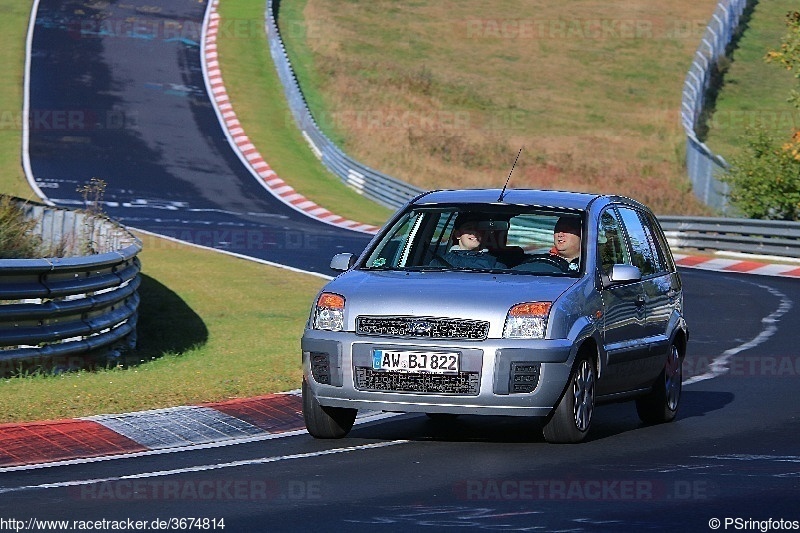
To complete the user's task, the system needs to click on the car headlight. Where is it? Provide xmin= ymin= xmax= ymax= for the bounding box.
xmin=503 ymin=302 xmax=551 ymax=339
xmin=313 ymin=292 xmax=345 ymax=331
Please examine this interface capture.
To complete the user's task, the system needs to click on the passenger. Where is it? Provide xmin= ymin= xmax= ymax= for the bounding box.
xmin=430 ymin=213 xmax=507 ymax=269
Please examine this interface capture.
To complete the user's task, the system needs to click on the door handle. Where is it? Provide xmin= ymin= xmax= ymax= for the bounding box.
xmin=636 ymin=294 xmax=646 ymax=306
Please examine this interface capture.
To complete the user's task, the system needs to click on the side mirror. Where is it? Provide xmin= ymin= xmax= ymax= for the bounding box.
xmin=602 ymin=264 xmax=641 ymax=288
xmin=330 ymin=253 xmax=356 ymax=271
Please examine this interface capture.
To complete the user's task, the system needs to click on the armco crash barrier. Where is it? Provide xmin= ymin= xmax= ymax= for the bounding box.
xmin=0 ymin=200 xmax=141 ymax=374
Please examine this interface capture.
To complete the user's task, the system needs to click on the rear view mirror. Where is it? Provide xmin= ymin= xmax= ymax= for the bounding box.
xmin=330 ymin=253 xmax=356 ymax=271
xmin=476 ymin=220 xmax=510 ymax=230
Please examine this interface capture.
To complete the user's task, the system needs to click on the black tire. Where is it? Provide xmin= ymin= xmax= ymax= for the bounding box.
xmin=636 ymin=344 xmax=682 ymax=424
xmin=302 ymin=378 xmax=357 ymax=439
xmin=542 ymin=355 xmax=596 ymax=444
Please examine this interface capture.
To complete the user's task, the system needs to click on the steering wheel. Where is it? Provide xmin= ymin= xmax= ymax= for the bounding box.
xmin=514 ymin=255 xmax=567 ymax=273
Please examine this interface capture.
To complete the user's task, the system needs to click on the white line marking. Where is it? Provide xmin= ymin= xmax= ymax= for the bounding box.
xmin=685 ymin=282 xmax=792 ymax=385
xmin=130 ymin=227 xmax=334 ymax=280
xmin=0 ymin=440 xmax=409 ymax=495
xmin=0 ymin=411 xmax=400 ymax=473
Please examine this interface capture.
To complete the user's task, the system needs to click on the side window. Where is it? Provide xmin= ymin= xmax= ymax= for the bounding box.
xmin=428 ymin=211 xmax=457 ymax=257
xmin=597 ymin=210 xmax=629 ymax=275
xmin=617 ymin=208 xmax=662 ymax=277
xmin=643 ymin=211 xmax=674 ymax=273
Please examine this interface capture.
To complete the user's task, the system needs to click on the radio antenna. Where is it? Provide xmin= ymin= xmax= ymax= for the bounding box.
xmin=498 ymin=147 xmax=522 ymax=202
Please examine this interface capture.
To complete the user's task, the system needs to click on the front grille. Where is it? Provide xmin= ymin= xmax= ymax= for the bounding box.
xmin=310 ymin=352 xmax=330 ymax=384
xmin=510 ymin=362 xmax=541 ymax=393
xmin=356 ymin=316 xmax=489 ymax=340
xmin=354 ymin=367 xmax=480 ymax=395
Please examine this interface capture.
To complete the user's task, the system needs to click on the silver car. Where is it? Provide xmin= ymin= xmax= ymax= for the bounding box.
xmin=302 ymin=189 xmax=688 ymax=443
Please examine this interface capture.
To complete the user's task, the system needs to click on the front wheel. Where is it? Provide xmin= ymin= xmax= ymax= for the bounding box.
xmin=636 ymin=344 xmax=682 ymax=424
xmin=302 ymin=378 xmax=357 ymax=438
xmin=543 ymin=355 xmax=595 ymax=443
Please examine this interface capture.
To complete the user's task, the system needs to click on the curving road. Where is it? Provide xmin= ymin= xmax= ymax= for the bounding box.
xmin=10 ymin=0 xmax=800 ymax=531
xmin=1 ymin=270 xmax=799 ymax=530
xmin=26 ymin=0 xmax=372 ymax=275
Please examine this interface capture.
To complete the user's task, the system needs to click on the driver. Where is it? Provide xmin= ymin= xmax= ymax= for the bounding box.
xmin=429 ymin=212 xmax=507 ymax=269
xmin=513 ymin=216 xmax=582 ymax=273
xmin=550 ymin=216 xmax=581 ymax=271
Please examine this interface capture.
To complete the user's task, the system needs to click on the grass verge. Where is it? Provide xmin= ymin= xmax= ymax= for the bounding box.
xmin=0 ymin=233 xmax=326 ymax=423
xmin=0 ymin=1 xmax=37 ymax=200
xmin=214 ymin=0 xmax=391 ymax=227
xmin=702 ymin=0 xmax=799 ymax=159
xmin=278 ymin=0 xmax=725 ymax=214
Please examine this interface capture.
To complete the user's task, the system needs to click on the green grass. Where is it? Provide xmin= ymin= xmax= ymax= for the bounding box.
xmin=276 ymin=0 xmax=347 ymax=146
xmin=277 ymin=0 xmax=723 ymax=214
xmin=0 ymin=1 xmax=37 ymax=199
xmin=702 ymin=0 xmax=799 ymax=159
xmin=0 ymin=233 xmax=326 ymax=422
xmin=215 ymin=0 xmax=391 ymax=226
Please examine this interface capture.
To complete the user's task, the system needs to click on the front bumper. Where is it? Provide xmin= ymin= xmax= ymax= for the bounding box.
xmin=302 ymin=329 xmax=576 ymax=417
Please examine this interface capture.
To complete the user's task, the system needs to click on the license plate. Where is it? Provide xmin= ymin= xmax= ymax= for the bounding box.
xmin=372 ymin=350 xmax=460 ymax=374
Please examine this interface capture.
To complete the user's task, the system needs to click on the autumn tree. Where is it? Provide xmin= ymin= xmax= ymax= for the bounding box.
xmin=722 ymin=12 xmax=800 ymax=220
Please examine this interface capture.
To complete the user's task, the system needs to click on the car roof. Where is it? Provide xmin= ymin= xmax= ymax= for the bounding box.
xmin=411 ymin=188 xmax=606 ymax=211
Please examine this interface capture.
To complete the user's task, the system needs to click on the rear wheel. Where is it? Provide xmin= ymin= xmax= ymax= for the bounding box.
xmin=543 ymin=355 xmax=595 ymax=443
xmin=302 ymin=378 xmax=357 ymax=438
xmin=636 ymin=344 xmax=682 ymax=424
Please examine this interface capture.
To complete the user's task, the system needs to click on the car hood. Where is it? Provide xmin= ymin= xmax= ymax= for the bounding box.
xmin=324 ymin=270 xmax=578 ymax=332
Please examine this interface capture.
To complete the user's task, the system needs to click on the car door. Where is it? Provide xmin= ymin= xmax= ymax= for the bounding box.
xmin=596 ymin=208 xmax=648 ymax=395
xmin=615 ymin=207 xmax=671 ymax=388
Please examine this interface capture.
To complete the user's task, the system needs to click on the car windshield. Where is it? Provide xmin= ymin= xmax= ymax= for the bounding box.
xmin=362 ymin=206 xmax=584 ymax=276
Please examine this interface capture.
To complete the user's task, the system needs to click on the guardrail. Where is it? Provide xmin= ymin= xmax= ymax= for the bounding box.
xmin=659 ymin=216 xmax=800 ymax=259
xmin=680 ymin=0 xmax=748 ymax=212
xmin=265 ymin=0 xmax=423 ymax=209
xmin=0 ymin=201 xmax=142 ymax=374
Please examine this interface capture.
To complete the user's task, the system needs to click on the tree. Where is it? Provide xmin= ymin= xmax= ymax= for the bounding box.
xmin=766 ymin=11 xmax=800 ymax=108
xmin=722 ymin=12 xmax=800 ymax=219
xmin=721 ymin=127 xmax=800 ymax=220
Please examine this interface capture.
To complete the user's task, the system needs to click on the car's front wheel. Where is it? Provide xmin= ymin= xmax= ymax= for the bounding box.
xmin=302 ymin=378 xmax=357 ymax=438
xmin=636 ymin=343 xmax=682 ymax=424
xmin=543 ymin=354 xmax=595 ymax=443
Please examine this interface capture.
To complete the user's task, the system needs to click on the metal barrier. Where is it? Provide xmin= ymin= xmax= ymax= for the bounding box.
xmin=659 ymin=216 xmax=800 ymax=258
xmin=0 ymin=201 xmax=142 ymax=372
xmin=680 ymin=0 xmax=748 ymax=212
xmin=265 ymin=0 xmax=423 ymax=209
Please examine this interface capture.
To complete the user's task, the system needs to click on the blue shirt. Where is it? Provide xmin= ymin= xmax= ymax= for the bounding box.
xmin=430 ymin=247 xmax=507 ymax=270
